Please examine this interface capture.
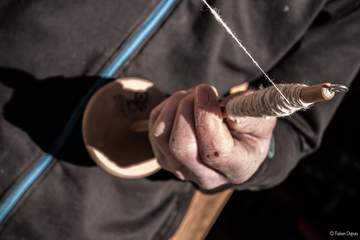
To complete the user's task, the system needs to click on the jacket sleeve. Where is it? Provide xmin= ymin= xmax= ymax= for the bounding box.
xmin=229 ymin=1 xmax=360 ymax=191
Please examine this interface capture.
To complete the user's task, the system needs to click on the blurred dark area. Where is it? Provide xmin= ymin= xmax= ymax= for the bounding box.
xmin=207 ymin=73 xmax=360 ymax=240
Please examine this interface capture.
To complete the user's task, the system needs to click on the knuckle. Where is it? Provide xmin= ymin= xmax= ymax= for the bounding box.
xmin=150 ymin=123 xmax=169 ymax=146
xmin=177 ymin=95 xmax=195 ymax=115
xmin=169 ymin=139 xmax=197 ymax=160
xmin=179 ymin=93 xmax=194 ymax=104
xmin=171 ymin=91 xmax=188 ymax=100
xmin=172 ymin=165 xmax=188 ymax=181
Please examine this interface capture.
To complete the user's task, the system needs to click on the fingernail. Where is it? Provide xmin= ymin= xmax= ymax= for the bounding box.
xmin=210 ymin=85 xmax=218 ymax=97
xmin=196 ymin=85 xmax=209 ymax=108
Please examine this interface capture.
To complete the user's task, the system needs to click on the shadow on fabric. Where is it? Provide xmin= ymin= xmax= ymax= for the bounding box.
xmin=0 ymin=66 xmax=179 ymax=181
xmin=0 ymin=66 xmax=100 ymax=166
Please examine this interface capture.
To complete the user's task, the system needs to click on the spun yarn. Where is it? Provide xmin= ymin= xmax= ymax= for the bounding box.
xmin=225 ymin=84 xmax=313 ymax=120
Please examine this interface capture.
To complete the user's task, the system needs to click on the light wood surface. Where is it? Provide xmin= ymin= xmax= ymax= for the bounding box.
xmin=170 ymin=189 xmax=234 ymax=240
xmin=82 ymin=78 xmax=165 ymax=178
xmin=300 ymin=83 xmax=334 ymax=103
xmin=131 ymin=119 xmax=151 ymax=133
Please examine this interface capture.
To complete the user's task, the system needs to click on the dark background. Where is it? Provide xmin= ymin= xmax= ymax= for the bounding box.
xmin=207 ymin=73 xmax=360 ymax=240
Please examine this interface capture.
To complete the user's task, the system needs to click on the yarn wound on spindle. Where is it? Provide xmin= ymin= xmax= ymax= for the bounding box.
xmin=225 ymin=84 xmax=313 ymax=120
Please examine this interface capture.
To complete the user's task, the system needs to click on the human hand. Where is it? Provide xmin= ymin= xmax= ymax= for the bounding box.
xmin=149 ymin=84 xmax=276 ymax=190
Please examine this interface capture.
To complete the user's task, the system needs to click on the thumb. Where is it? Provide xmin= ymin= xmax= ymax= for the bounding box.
xmin=195 ymin=84 xmax=221 ymax=119
xmin=194 ymin=84 xmax=233 ymax=164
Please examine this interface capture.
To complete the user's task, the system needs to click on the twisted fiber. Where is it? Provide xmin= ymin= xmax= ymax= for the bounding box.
xmin=201 ymin=0 xmax=290 ymax=104
xmin=226 ymin=84 xmax=313 ymax=120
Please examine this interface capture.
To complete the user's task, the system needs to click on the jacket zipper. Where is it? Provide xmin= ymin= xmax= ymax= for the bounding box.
xmin=0 ymin=0 xmax=177 ymax=224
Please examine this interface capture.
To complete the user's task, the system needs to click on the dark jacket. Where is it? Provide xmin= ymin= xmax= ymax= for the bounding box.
xmin=0 ymin=0 xmax=359 ymax=239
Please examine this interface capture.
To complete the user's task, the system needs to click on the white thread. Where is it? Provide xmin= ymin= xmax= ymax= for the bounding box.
xmin=226 ymin=84 xmax=313 ymax=120
xmin=201 ymin=0 xmax=290 ymax=104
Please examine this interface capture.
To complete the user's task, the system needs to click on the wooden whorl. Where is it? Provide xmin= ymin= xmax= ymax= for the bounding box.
xmin=82 ymin=78 xmax=166 ymax=179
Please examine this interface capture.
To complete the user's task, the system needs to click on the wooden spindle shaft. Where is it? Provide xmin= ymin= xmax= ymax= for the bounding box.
xmin=130 ymin=119 xmax=150 ymax=133
xmin=132 ymin=83 xmax=340 ymax=133
xmin=300 ymin=83 xmax=334 ymax=103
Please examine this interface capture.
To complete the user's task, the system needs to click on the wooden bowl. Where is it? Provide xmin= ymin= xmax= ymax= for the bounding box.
xmin=82 ymin=78 xmax=166 ymax=178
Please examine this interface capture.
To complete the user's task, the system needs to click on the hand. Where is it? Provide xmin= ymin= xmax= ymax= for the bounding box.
xmin=148 ymin=84 xmax=276 ymax=190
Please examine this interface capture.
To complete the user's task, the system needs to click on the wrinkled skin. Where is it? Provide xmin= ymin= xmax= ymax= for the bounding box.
xmin=149 ymin=84 xmax=276 ymax=190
